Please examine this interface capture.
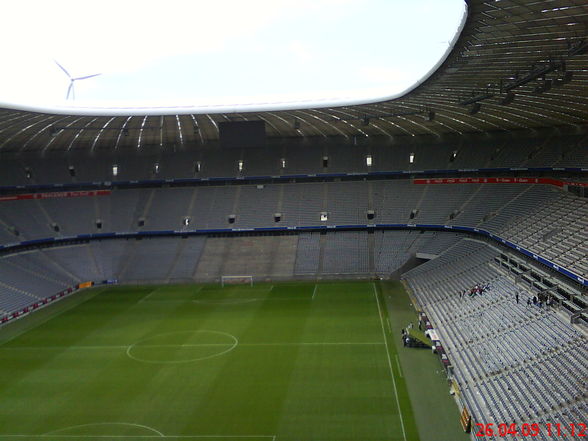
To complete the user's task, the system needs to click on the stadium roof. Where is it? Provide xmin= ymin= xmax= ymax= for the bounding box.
xmin=0 ymin=0 xmax=587 ymax=153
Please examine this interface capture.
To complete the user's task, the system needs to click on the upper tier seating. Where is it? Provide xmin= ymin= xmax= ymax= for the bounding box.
xmin=0 ymin=134 xmax=585 ymax=186
xmin=1 ymin=180 xmax=585 ymax=278
xmin=499 ymin=193 xmax=588 ymax=278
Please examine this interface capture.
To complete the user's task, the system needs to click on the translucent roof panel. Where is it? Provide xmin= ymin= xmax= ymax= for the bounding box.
xmin=0 ymin=0 xmax=466 ymax=114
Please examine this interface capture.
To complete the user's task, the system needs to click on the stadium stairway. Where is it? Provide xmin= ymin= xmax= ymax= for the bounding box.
xmin=402 ymin=239 xmax=588 ymax=440
xmin=194 ymin=235 xmax=297 ymax=281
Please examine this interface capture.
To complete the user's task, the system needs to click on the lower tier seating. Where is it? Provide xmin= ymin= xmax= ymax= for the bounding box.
xmin=403 ymin=239 xmax=587 ymax=441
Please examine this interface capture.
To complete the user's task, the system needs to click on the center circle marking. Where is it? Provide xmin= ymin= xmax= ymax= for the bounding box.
xmin=126 ymin=330 xmax=238 ymax=364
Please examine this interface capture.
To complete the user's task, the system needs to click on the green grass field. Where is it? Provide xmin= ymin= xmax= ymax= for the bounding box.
xmin=0 ymin=281 xmax=466 ymax=441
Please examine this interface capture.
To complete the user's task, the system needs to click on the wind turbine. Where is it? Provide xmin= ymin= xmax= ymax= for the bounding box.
xmin=54 ymin=60 xmax=101 ymax=100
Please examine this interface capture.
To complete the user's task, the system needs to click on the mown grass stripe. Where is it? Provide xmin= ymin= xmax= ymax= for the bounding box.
xmin=372 ymin=282 xmax=407 ymax=441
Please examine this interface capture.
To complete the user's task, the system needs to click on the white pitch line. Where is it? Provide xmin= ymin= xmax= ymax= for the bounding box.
xmin=44 ymin=422 xmax=164 ymax=437
xmin=0 ymin=436 xmax=275 ymax=439
xmin=0 ymin=289 xmax=104 ymax=346
xmin=193 ymin=296 xmax=312 ymax=304
xmin=141 ymin=286 xmax=205 ymax=304
xmin=395 ymin=354 xmax=403 ymax=378
xmin=237 ymin=342 xmax=381 ymax=346
xmin=312 ymin=284 xmax=318 ymax=299
xmin=188 ymin=286 xmax=205 ymax=300
xmin=372 ymin=282 xmax=407 ymax=441
xmin=138 ymin=288 xmax=160 ymax=304
xmin=0 ymin=342 xmax=383 ymax=351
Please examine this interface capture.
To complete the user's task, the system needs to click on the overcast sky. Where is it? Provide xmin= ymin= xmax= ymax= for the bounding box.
xmin=0 ymin=0 xmax=465 ymax=111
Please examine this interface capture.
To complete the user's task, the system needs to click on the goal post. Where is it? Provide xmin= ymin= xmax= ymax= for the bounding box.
xmin=221 ymin=275 xmax=254 ymax=287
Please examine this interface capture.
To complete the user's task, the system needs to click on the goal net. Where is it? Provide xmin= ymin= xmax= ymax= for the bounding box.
xmin=221 ymin=275 xmax=254 ymax=287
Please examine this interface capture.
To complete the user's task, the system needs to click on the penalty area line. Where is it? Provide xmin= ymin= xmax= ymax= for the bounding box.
xmin=138 ymin=288 xmax=161 ymax=304
xmin=312 ymin=284 xmax=318 ymax=299
xmin=190 ymin=286 xmax=205 ymax=301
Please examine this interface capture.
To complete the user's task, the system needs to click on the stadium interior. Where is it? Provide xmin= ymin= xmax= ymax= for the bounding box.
xmin=0 ymin=1 xmax=587 ymax=441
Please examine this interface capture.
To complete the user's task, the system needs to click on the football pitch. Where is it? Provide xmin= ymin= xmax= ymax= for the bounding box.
xmin=0 ymin=281 xmax=464 ymax=441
